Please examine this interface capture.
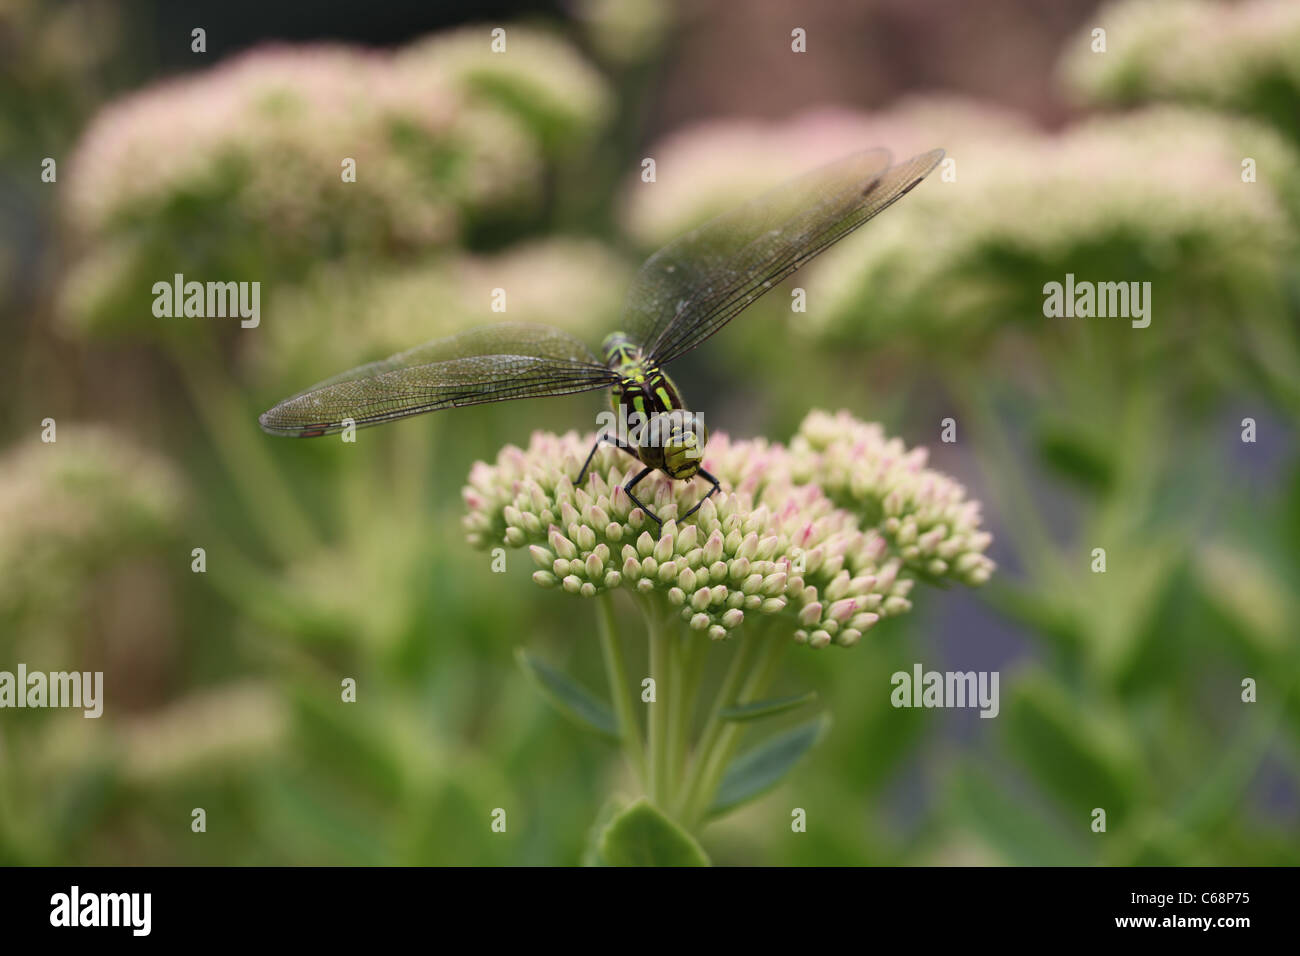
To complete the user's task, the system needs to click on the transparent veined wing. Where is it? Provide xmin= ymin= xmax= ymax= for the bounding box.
xmin=621 ymin=148 xmax=944 ymax=366
xmin=258 ymin=323 xmax=618 ymax=436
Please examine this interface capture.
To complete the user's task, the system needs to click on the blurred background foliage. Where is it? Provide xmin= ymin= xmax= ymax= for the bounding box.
xmin=1 ymin=0 xmax=1297 ymax=865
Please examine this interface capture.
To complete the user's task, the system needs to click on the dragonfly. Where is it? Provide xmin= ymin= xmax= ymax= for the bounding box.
xmin=259 ymin=147 xmax=944 ymax=529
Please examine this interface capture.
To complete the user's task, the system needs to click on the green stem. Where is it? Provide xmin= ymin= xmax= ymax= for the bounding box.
xmin=673 ymin=627 xmax=763 ymax=820
xmin=956 ymin=371 xmax=1065 ymax=591
xmin=681 ymin=627 xmax=788 ymax=830
xmin=646 ymin=601 xmax=675 ymax=807
xmin=672 ymin=633 xmax=708 ymax=801
xmin=170 ymin=342 xmax=320 ymax=562
xmin=596 ymin=594 xmax=645 ymax=788
xmin=665 ymin=629 xmax=686 ymax=805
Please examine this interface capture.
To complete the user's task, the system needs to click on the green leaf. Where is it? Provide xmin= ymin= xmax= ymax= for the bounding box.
xmin=514 ymin=648 xmax=619 ymax=741
xmin=720 ymin=690 xmax=817 ymax=722
xmin=1034 ymin=418 xmax=1114 ymax=493
xmin=1004 ymin=674 xmax=1139 ymax=827
xmin=597 ymin=798 xmax=710 ymax=867
xmin=1194 ymin=540 xmax=1291 ymax=657
xmin=1080 ymin=538 xmax=1182 ymax=681
xmin=581 ymin=796 xmax=630 ymax=867
xmin=291 ymin=686 xmax=407 ymax=802
xmin=709 ymin=714 xmax=831 ymax=817
xmin=950 ymin=765 xmax=1089 ymax=866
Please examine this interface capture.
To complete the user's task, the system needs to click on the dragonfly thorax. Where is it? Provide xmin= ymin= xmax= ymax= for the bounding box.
xmin=601 ymin=332 xmax=707 ymax=480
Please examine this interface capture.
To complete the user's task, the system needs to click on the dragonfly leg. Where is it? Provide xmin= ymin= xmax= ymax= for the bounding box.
xmin=623 ymin=465 xmax=662 ymax=531
xmin=680 ymin=468 xmax=722 ymax=521
xmin=576 ymin=433 xmax=606 ymax=485
xmin=576 ymin=432 xmax=639 ymax=485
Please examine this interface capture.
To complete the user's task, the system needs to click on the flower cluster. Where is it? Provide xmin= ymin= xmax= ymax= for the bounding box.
xmin=0 ymin=425 xmax=183 ymax=637
xmin=396 ymin=26 xmax=611 ymax=150
xmin=618 ymin=97 xmax=1033 ymax=251
xmin=789 ymin=411 xmax=994 ymax=586
xmin=619 ymin=98 xmax=1300 ymax=354
xmin=247 ymin=238 xmax=631 ymax=390
xmin=66 ymin=45 xmax=508 ymax=245
xmin=572 ymin=0 xmax=673 ymax=65
xmin=39 ymin=682 xmax=289 ymax=787
xmin=463 ymin=411 xmax=994 ymax=648
xmin=0 ymin=0 xmax=121 ymax=150
xmin=58 ymin=27 xmax=611 ymax=338
xmin=1061 ymin=0 xmax=1300 ymax=140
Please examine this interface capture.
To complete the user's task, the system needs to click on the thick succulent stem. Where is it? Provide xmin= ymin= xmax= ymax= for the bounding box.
xmin=646 ymin=600 xmax=675 ymax=807
xmin=596 ymin=593 xmax=646 ymax=788
xmin=673 ymin=626 xmax=761 ymax=820
xmin=681 ymin=627 xmax=788 ymax=830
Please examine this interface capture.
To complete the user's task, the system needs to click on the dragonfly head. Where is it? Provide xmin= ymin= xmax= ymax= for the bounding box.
xmin=659 ymin=411 xmax=709 ymax=480
xmin=601 ymin=331 xmax=641 ymax=368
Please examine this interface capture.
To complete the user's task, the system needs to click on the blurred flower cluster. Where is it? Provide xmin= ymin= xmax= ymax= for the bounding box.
xmin=463 ymin=410 xmax=993 ymax=647
xmin=38 ymin=681 xmax=290 ymax=787
xmin=1062 ymin=0 xmax=1300 ymax=144
xmin=249 ymin=238 xmax=630 ymax=389
xmin=572 ymin=0 xmax=672 ymax=65
xmin=58 ymin=26 xmax=611 ymax=338
xmin=0 ymin=426 xmax=182 ymax=639
xmin=621 ymin=97 xmax=1300 ymax=361
xmin=619 ymin=97 xmax=1033 ymax=250
xmin=397 ymin=26 xmax=610 ymax=151
xmin=0 ymin=0 xmax=119 ymax=155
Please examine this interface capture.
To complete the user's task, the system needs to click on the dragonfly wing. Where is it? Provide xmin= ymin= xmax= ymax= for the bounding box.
xmin=621 ymin=148 xmax=943 ymax=366
xmin=259 ymin=323 xmax=618 ymax=436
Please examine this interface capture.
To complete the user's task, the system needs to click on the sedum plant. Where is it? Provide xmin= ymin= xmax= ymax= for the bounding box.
xmin=58 ymin=27 xmax=611 ymax=340
xmin=622 ymin=100 xmax=1300 ymax=362
xmin=464 ymin=410 xmax=993 ymax=863
xmin=1060 ymin=0 xmax=1300 ymax=146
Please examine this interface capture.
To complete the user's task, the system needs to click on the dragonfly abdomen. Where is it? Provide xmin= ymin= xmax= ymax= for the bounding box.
xmin=607 ymin=360 xmax=704 ymax=480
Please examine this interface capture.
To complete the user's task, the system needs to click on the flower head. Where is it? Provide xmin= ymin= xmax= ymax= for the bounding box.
xmin=396 ymin=25 xmax=611 ymax=151
xmin=789 ymin=410 xmax=995 ymax=586
xmin=246 ymin=238 xmax=631 ymax=390
xmin=464 ymin=411 xmax=994 ymax=647
xmin=0 ymin=425 xmax=184 ymax=639
xmin=620 ymin=99 xmax=1300 ymax=358
xmin=57 ymin=27 xmax=612 ymax=339
xmin=1061 ymin=0 xmax=1300 ymax=134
